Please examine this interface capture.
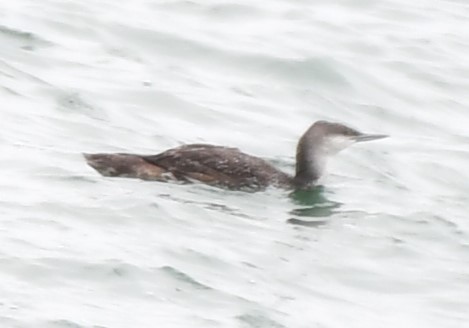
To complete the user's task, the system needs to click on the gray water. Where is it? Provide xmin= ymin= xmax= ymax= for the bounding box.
xmin=1 ymin=0 xmax=469 ymax=327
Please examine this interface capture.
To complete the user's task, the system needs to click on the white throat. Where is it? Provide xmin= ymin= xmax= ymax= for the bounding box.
xmin=312 ymin=135 xmax=356 ymax=178
xmin=294 ymin=134 xmax=357 ymax=189
xmin=321 ymin=135 xmax=356 ymax=156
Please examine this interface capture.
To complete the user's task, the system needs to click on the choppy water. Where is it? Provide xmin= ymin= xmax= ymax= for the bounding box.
xmin=1 ymin=0 xmax=469 ymax=327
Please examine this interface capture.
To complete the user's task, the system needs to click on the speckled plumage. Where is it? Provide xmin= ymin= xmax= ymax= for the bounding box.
xmin=84 ymin=121 xmax=387 ymax=191
xmin=84 ymin=144 xmax=291 ymax=191
xmin=143 ymin=144 xmax=292 ymax=190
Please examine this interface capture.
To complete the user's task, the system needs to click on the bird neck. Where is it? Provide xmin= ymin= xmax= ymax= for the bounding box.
xmin=293 ymin=134 xmax=327 ymax=190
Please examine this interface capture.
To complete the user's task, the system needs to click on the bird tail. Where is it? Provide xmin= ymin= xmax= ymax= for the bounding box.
xmin=83 ymin=153 xmax=166 ymax=180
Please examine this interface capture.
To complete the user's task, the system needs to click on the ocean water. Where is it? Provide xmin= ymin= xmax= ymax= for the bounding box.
xmin=1 ymin=0 xmax=469 ymax=327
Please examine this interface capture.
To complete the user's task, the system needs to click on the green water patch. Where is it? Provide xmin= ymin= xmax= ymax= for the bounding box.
xmin=287 ymin=186 xmax=342 ymax=226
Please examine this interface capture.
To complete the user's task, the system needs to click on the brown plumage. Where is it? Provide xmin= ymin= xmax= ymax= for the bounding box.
xmin=84 ymin=121 xmax=387 ymax=191
xmin=84 ymin=144 xmax=291 ymax=190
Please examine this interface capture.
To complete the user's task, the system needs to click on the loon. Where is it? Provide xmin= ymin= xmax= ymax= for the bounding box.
xmin=84 ymin=120 xmax=387 ymax=191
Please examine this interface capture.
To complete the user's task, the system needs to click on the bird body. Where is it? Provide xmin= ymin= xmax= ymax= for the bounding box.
xmin=84 ymin=121 xmax=387 ymax=191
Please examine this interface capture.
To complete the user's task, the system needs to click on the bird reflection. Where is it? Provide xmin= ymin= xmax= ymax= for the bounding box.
xmin=287 ymin=186 xmax=342 ymax=227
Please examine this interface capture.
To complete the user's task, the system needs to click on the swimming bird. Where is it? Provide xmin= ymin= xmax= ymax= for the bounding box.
xmin=84 ymin=120 xmax=387 ymax=191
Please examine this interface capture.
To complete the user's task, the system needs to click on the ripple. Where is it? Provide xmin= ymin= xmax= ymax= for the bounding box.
xmin=46 ymin=320 xmax=86 ymax=328
xmin=2 ymin=0 xmax=469 ymax=327
xmin=0 ymin=25 xmax=53 ymax=50
xmin=237 ymin=312 xmax=286 ymax=328
xmin=159 ymin=266 xmax=212 ymax=290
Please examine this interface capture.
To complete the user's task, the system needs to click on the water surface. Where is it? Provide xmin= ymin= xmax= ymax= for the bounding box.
xmin=1 ymin=0 xmax=469 ymax=327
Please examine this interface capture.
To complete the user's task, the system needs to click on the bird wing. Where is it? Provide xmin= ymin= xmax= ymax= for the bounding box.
xmin=142 ymin=144 xmax=288 ymax=190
